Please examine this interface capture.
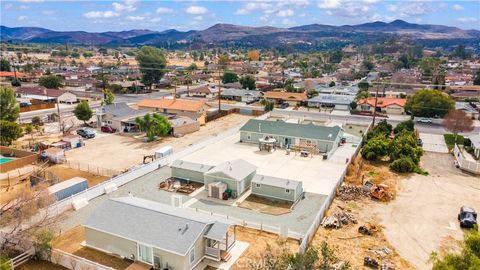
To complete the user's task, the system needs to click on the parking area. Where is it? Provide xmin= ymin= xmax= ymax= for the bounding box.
xmin=419 ymin=133 xmax=449 ymax=153
xmin=64 ymin=114 xmax=252 ymax=171
xmin=373 ymin=152 xmax=480 ymax=270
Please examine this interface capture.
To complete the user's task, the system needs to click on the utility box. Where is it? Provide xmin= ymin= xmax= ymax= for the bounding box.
xmin=48 ymin=177 xmax=88 ymax=201
xmin=155 ymin=146 xmax=173 ymax=159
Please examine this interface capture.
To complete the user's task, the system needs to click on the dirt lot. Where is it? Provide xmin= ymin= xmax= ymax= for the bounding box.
xmin=231 ymin=227 xmax=299 ymax=270
xmin=238 ymin=194 xmax=293 ymax=215
xmin=65 ymin=114 xmax=252 ymax=171
xmin=372 ymin=152 xmax=480 ymax=270
xmin=18 ymin=260 xmax=68 ymax=270
xmin=52 ymin=226 xmax=132 ymax=270
xmin=45 ymin=165 xmax=110 ymax=187
xmin=311 ymin=199 xmax=415 ymax=269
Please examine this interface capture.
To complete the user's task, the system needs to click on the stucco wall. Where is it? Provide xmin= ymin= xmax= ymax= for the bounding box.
xmin=251 ymin=183 xmax=296 ymax=201
xmin=171 ymin=167 xmax=205 ymax=183
xmin=85 ymin=227 xmax=137 ymax=259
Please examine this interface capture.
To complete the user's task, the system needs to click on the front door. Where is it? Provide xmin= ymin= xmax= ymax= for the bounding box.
xmin=138 ymin=243 xmax=153 ymax=264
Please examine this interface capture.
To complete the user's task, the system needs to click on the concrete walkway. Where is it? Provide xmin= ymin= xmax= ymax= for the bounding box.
xmin=419 ymin=133 xmax=448 ymax=153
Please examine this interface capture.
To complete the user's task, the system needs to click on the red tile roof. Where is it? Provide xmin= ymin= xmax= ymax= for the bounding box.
xmin=15 ymin=86 xmax=66 ymax=97
xmin=137 ymin=99 xmax=207 ymax=112
xmin=357 ymin=97 xmax=406 ymax=108
xmin=264 ymin=91 xmax=307 ymax=102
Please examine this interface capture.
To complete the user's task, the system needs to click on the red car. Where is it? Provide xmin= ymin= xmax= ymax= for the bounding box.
xmin=101 ymin=125 xmax=116 ymax=133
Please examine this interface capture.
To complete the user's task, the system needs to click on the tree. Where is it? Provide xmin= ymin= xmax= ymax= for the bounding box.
xmin=452 ymin=44 xmax=471 ymax=60
xmin=0 ymin=59 xmax=11 ymax=71
xmin=135 ymin=113 xmax=171 ymax=142
xmin=73 ymin=101 xmax=93 ymax=125
xmin=187 ymin=63 xmax=198 ymax=71
xmin=109 ymin=83 xmax=124 ymax=93
xmin=474 ymin=69 xmax=480 ymax=85
xmin=329 ymin=81 xmax=336 ymax=87
xmin=389 ymin=131 xmax=423 ymax=165
xmin=22 ymin=63 xmax=33 ymax=74
xmin=264 ymin=100 xmax=274 ymax=112
xmin=0 ymin=87 xmax=20 ymax=122
xmin=39 ymin=75 xmax=63 ymax=89
xmin=442 ymin=110 xmax=474 ymax=144
xmin=358 ymin=81 xmax=369 ymax=91
xmin=0 ymin=121 xmax=23 ymax=146
xmin=431 ymin=228 xmax=480 ymax=270
xmin=239 ymin=75 xmax=256 ymax=90
xmin=361 ymin=136 xmax=390 ymax=160
xmin=103 ymin=90 xmax=115 ymax=105
xmin=136 ymin=46 xmax=167 ymax=89
xmin=306 ymin=89 xmax=318 ymax=99
xmin=362 ymin=59 xmax=374 ymax=71
xmin=349 ymin=101 xmax=357 ymax=110
xmin=222 ymin=72 xmax=238 ymax=84
xmin=218 ymin=54 xmax=229 ymax=68
xmin=393 ymin=120 xmax=414 ymax=134
xmin=31 ymin=116 xmax=42 ymax=126
xmin=83 ymin=52 xmax=94 ymax=58
xmin=404 ymin=89 xmax=454 ymax=118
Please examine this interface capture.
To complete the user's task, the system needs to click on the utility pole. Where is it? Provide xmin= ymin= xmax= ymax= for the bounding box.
xmin=372 ymin=79 xmax=380 ymax=126
xmin=218 ymin=67 xmax=222 ymax=113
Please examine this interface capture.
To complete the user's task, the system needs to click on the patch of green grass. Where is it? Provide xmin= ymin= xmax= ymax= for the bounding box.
xmin=367 ymin=171 xmax=378 ymax=177
xmin=444 ymin=134 xmax=465 ymax=150
xmin=347 ymin=201 xmax=360 ymax=210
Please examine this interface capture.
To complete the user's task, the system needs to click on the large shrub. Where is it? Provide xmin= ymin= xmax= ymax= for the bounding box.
xmin=390 ymin=157 xmax=415 ymax=173
xmin=361 ymin=136 xmax=389 ymax=160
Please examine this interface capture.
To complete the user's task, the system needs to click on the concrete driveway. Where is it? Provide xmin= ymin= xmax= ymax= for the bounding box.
xmin=419 ymin=133 xmax=449 ymax=153
xmin=373 ymin=153 xmax=480 ymax=270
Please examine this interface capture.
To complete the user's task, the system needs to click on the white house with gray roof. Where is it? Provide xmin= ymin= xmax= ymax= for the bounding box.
xmin=170 ymin=160 xmax=214 ymax=183
xmin=204 ymin=159 xmax=257 ymax=197
xmin=251 ymin=174 xmax=303 ymax=202
xmin=84 ymin=197 xmax=237 ymax=269
xmin=220 ymin=88 xmax=262 ymax=103
xmin=307 ymin=94 xmax=355 ymax=110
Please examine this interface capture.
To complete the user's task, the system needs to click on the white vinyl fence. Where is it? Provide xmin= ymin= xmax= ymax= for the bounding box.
xmin=453 ymin=144 xmax=480 ymax=175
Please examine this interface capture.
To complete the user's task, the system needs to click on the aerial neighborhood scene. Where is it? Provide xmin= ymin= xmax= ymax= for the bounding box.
xmin=1 ymin=0 xmax=480 ymax=270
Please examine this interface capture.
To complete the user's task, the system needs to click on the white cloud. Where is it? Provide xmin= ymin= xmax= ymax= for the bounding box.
xmin=185 ymin=6 xmax=208 ymax=15
xmin=193 ymin=16 xmax=203 ymax=21
xmin=17 ymin=16 xmax=27 ymax=21
xmin=318 ymin=0 xmax=371 ymax=17
xmin=282 ymin=18 xmax=295 ymax=25
xmin=83 ymin=11 xmax=120 ymax=18
xmin=452 ymin=4 xmax=464 ymax=11
xmin=112 ymin=0 xmax=137 ymax=12
xmin=318 ymin=0 xmax=342 ymax=9
xmin=277 ymin=9 xmax=294 ymax=17
xmin=126 ymin=15 xmax=145 ymax=21
xmin=457 ymin=17 xmax=478 ymax=23
xmin=156 ymin=7 xmax=174 ymax=14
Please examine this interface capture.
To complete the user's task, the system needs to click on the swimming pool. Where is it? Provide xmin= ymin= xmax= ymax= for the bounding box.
xmin=0 ymin=157 xmax=13 ymax=164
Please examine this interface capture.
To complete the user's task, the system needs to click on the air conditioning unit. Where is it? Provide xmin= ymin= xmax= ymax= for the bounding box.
xmin=208 ymin=182 xmax=227 ymax=199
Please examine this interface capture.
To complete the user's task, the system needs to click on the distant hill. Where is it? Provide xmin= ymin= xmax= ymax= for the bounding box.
xmin=1 ymin=20 xmax=479 ymax=46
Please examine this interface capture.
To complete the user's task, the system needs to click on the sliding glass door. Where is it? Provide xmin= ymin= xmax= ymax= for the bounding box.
xmin=138 ymin=243 xmax=153 ymax=264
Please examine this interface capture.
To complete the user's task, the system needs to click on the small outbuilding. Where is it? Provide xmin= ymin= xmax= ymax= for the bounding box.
xmin=251 ymin=174 xmax=303 ymax=202
xmin=170 ymin=160 xmax=214 ymax=183
xmin=48 ymin=177 xmax=88 ymax=201
xmin=43 ymin=147 xmax=65 ymax=163
xmin=62 ymin=135 xmax=83 ymax=149
xmin=204 ymin=159 xmax=257 ymax=197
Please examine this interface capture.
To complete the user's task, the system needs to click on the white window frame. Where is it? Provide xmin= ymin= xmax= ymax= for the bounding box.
xmin=285 ymin=189 xmax=290 ymax=194
xmin=137 ymin=243 xmax=154 ymax=265
xmin=189 ymin=247 xmax=195 ymax=264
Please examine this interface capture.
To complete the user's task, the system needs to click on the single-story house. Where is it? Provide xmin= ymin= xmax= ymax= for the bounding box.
xmin=204 ymin=159 xmax=257 ymax=197
xmin=239 ymin=119 xmax=343 ymax=154
xmin=97 ymin=103 xmax=149 ymax=132
xmin=15 ymin=86 xmax=78 ymax=104
xmin=170 ymin=160 xmax=214 ymax=183
xmin=251 ymin=174 xmax=303 ymax=202
xmin=264 ymin=91 xmax=307 ymax=106
xmin=84 ymin=197 xmax=237 ymax=270
xmin=357 ymin=97 xmax=406 ymax=115
xmin=307 ymin=94 xmax=355 ymax=110
xmin=456 ymin=102 xmax=479 ymax=119
xmin=188 ymin=85 xmax=219 ymax=99
xmin=220 ymin=88 xmax=262 ymax=103
xmin=137 ymin=99 xmax=209 ymax=125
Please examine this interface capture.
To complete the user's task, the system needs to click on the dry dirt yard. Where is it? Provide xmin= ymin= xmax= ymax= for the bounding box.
xmin=45 ymin=165 xmax=110 ymax=187
xmin=65 ymin=114 xmax=252 ymax=171
xmin=372 ymin=152 xmax=480 ymax=270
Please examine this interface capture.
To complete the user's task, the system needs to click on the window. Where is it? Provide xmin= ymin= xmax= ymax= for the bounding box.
xmin=256 ymin=183 xmax=261 ymax=188
xmin=247 ymin=133 xmax=251 ymax=140
xmin=138 ymin=244 xmax=153 ymax=264
xmin=189 ymin=247 xmax=195 ymax=264
xmin=285 ymin=189 xmax=290 ymax=194
xmin=107 ymin=120 xmax=112 ymax=124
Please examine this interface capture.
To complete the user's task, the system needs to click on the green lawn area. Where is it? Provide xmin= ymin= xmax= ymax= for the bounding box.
xmin=444 ymin=134 xmax=465 ymax=150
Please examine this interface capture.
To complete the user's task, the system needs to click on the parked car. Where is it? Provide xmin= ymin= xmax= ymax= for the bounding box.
xmin=416 ymin=138 xmax=423 ymax=147
xmin=458 ymin=206 xmax=477 ymax=228
xmin=416 ymin=118 xmax=433 ymax=123
xmin=76 ymin=128 xmax=96 ymax=138
xmin=101 ymin=125 xmax=116 ymax=133
xmin=279 ymin=103 xmax=289 ymax=109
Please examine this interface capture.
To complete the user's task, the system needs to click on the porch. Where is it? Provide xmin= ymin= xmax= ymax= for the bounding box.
xmin=204 ymin=225 xmax=236 ymax=262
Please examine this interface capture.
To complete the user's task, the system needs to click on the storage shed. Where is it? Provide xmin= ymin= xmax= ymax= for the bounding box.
xmin=62 ymin=135 xmax=82 ymax=149
xmin=170 ymin=160 xmax=214 ymax=183
xmin=155 ymin=146 xmax=173 ymax=159
xmin=48 ymin=177 xmax=88 ymax=201
xmin=43 ymin=147 xmax=65 ymax=163
xmin=204 ymin=159 xmax=257 ymax=197
xmin=251 ymin=174 xmax=303 ymax=202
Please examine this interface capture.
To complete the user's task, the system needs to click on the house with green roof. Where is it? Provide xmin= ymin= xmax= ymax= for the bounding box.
xmin=239 ymin=119 xmax=343 ymax=154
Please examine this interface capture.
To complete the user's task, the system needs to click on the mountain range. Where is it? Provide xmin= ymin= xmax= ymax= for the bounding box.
xmin=1 ymin=20 xmax=479 ymax=47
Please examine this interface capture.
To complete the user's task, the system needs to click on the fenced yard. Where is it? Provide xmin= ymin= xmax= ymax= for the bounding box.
xmin=454 ymin=144 xmax=480 ymax=174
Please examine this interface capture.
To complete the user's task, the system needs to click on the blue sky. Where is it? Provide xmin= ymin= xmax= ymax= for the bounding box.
xmin=1 ymin=0 xmax=479 ymax=32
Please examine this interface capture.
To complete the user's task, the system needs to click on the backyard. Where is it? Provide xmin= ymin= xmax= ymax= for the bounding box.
xmin=238 ymin=194 xmax=293 ymax=215
xmin=64 ymin=114 xmax=252 ymax=171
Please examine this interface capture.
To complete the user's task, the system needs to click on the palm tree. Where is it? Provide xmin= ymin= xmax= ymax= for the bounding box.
xmin=135 ymin=113 xmax=172 ymax=142
xmin=184 ymin=73 xmax=192 ymax=96
xmin=171 ymin=76 xmax=179 ymax=98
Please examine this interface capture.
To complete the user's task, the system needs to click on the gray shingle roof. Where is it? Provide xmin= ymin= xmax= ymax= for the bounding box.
xmin=84 ymin=197 xmax=233 ymax=256
xmin=308 ymin=94 xmax=355 ymax=105
xmin=170 ymin=160 xmax=214 ymax=173
xmin=221 ymin=88 xmax=262 ymax=98
xmin=204 ymin=221 xmax=230 ymax=242
xmin=205 ymin=159 xmax=257 ymax=181
xmin=104 ymin=102 xmax=148 ymax=120
xmin=240 ymin=119 xmax=342 ymax=142
xmin=252 ymin=174 xmax=302 ymax=190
